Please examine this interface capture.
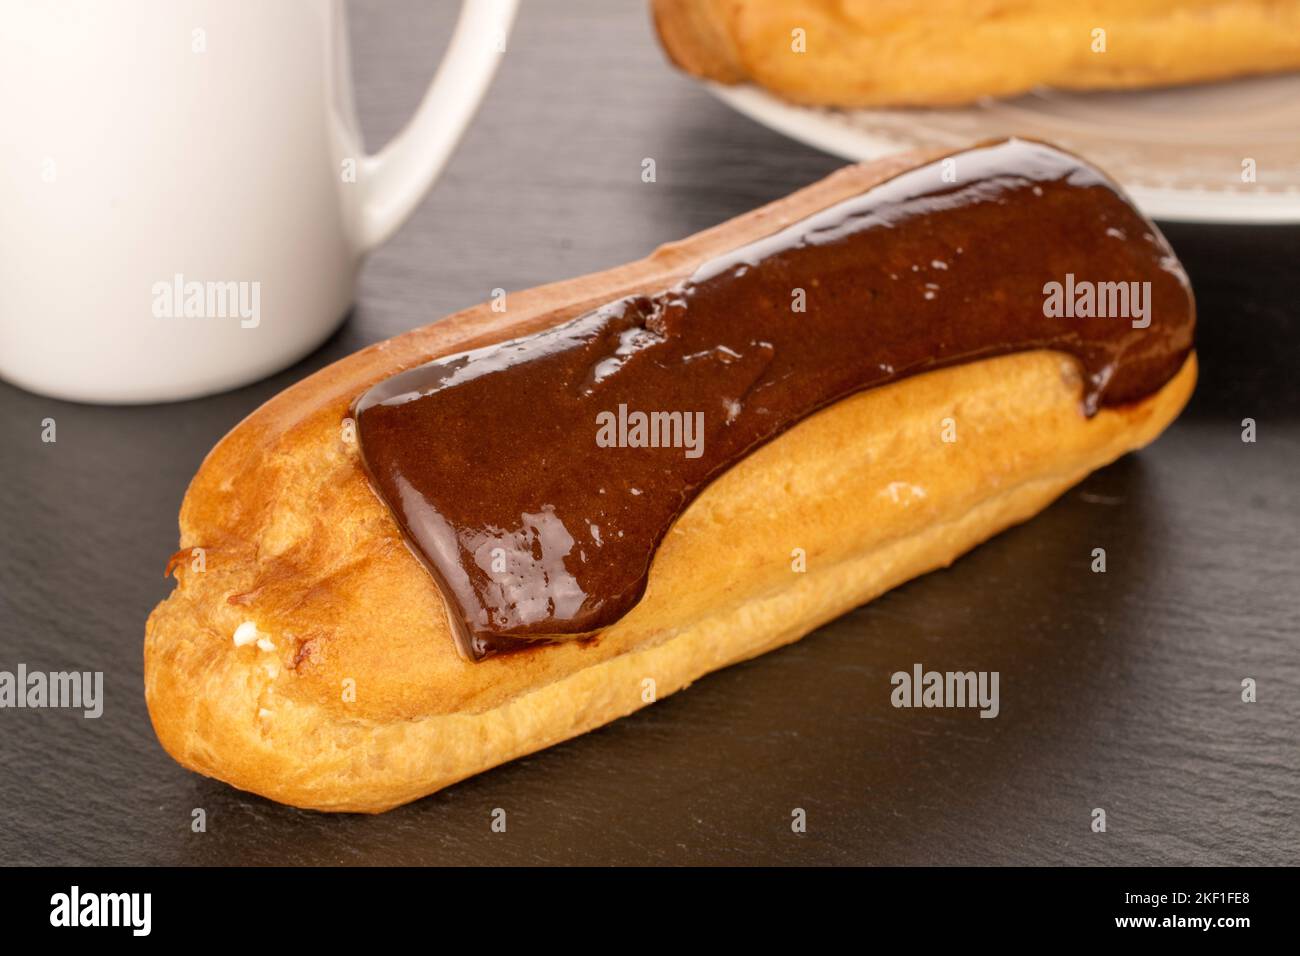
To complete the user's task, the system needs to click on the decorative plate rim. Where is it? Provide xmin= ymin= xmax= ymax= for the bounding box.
xmin=710 ymin=82 xmax=1300 ymax=224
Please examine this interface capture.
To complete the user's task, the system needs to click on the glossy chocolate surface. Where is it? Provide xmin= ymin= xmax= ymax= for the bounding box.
xmin=353 ymin=139 xmax=1195 ymax=660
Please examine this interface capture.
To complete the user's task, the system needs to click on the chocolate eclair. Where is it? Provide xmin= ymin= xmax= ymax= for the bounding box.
xmin=145 ymin=140 xmax=1196 ymax=812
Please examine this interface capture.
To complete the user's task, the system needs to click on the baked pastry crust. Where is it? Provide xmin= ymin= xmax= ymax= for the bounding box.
xmin=144 ymin=151 xmax=1196 ymax=812
xmin=652 ymin=0 xmax=1300 ymax=107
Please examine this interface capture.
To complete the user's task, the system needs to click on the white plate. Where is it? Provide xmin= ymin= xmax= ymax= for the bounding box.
xmin=711 ymin=75 xmax=1300 ymax=224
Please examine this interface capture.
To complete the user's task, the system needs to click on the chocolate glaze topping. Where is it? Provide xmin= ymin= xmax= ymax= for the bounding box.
xmin=353 ymin=139 xmax=1195 ymax=660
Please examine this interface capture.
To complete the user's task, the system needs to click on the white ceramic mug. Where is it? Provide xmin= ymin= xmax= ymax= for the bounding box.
xmin=0 ymin=0 xmax=518 ymax=403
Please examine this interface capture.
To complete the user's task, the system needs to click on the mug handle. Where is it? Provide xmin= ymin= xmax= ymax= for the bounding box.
xmin=357 ymin=0 xmax=519 ymax=250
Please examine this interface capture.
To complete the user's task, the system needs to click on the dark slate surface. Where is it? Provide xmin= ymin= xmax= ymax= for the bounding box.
xmin=1 ymin=0 xmax=1296 ymax=865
